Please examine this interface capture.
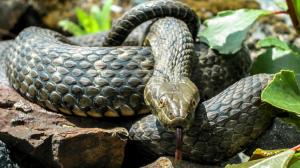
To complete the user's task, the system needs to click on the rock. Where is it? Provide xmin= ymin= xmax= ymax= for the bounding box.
xmin=142 ymin=157 xmax=221 ymax=168
xmin=293 ymin=38 xmax=300 ymax=48
xmin=0 ymin=84 xmax=128 ymax=168
xmin=0 ymin=140 xmax=19 ymax=168
xmin=247 ymin=117 xmax=300 ymax=152
xmin=246 ymin=15 xmax=298 ymax=59
xmin=0 ymin=0 xmax=28 ymax=39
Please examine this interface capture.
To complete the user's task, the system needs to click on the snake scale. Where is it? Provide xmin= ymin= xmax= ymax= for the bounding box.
xmin=0 ymin=0 xmax=277 ymax=164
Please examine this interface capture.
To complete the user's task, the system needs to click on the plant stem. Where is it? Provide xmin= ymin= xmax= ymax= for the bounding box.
xmin=286 ymin=0 xmax=300 ymax=32
xmin=272 ymin=10 xmax=288 ymax=15
xmin=291 ymin=144 xmax=300 ymax=151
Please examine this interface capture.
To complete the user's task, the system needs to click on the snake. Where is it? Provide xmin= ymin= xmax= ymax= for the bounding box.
xmin=0 ymin=0 xmax=277 ymax=164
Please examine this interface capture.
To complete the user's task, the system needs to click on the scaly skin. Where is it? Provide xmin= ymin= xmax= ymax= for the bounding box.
xmin=0 ymin=0 xmax=276 ymax=163
xmin=143 ymin=17 xmax=200 ymax=130
xmin=4 ymin=0 xmax=200 ymax=118
xmin=102 ymin=0 xmax=200 ymax=46
xmin=129 ymin=74 xmax=274 ymax=163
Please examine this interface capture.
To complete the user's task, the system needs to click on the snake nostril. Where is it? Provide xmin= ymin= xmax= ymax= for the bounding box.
xmin=171 ymin=117 xmax=186 ymax=128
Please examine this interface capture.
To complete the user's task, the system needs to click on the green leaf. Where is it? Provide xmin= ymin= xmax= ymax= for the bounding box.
xmin=58 ymin=20 xmax=85 ymax=36
xmin=75 ymin=7 xmax=99 ymax=33
xmin=198 ymin=9 xmax=271 ymax=54
xmin=251 ymin=38 xmax=300 ymax=74
xmin=294 ymin=152 xmax=300 ymax=158
xmin=90 ymin=1 xmax=112 ymax=31
xmin=257 ymin=37 xmax=291 ymax=51
xmin=91 ymin=5 xmax=102 ymax=26
xmin=99 ymin=0 xmax=112 ymax=31
xmin=261 ymin=70 xmax=300 ymax=114
xmin=58 ymin=1 xmax=112 ymax=36
xmin=275 ymin=1 xmax=288 ymax=11
xmin=289 ymin=150 xmax=300 ymax=167
xmin=290 ymin=160 xmax=300 ymax=168
xmin=226 ymin=150 xmax=295 ymax=168
xmin=251 ymin=149 xmax=295 ymax=168
xmin=293 ymin=0 xmax=300 ymax=24
xmin=250 ymin=48 xmax=300 ymax=74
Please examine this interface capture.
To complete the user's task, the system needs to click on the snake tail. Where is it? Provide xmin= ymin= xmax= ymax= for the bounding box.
xmin=103 ymin=0 xmax=200 ymax=46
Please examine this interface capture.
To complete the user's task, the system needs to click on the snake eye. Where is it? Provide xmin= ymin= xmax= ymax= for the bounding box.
xmin=191 ymin=100 xmax=197 ymax=107
xmin=158 ymin=97 xmax=165 ymax=108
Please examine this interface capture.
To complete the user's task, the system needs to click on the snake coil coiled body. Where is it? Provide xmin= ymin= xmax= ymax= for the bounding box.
xmin=1 ymin=0 xmax=276 ymax=163
xmin=5 ymin=0 xmax=200 ymax=118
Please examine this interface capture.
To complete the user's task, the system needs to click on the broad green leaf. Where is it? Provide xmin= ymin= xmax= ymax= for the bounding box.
xmin=275 ymin=1 xmax=288 ymax=11
xmin=261 ymin=70 xmax=300 ymax=114
xmin=250 ymin=149 xmax=295 ymax=168
xmin=198 ymin=9 xmax=271 ymax=54
xmin=75 ymin=7 xmax=99 ymax=33
xmin=226 ymin=150 xmax=295 ymax=168
xmin=294 ymin=152 xmax=300 ymax=158
xmin=289 ymin=151 xmax=300 ymax=167
xmin=251 ymin=38 xmax=300 ymax=74
xmin=290 ymin=160 xmax=300 ymax=168
xmin=257 ymin=37 xmax=290 ymax=51
xmin=58 ymin=20 xmax=85 ymax=36
xmin=250 ymin=48 xmax=300 ymax=74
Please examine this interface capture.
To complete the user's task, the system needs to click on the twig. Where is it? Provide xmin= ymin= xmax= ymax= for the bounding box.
xmin=272 ymin=10 xmax=288 ymax=15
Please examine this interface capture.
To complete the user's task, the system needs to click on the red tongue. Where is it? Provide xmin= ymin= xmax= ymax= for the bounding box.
xmin=175 ymin=127 xmax=183 ymax=162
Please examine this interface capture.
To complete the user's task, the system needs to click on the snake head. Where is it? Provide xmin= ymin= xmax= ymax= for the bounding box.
xmin=144 ymin=77 xmax=200 ymax=130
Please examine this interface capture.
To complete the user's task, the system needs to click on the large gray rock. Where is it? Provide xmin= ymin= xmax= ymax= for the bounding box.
xmin=248 ymin=117 xmax=300 ymax=151
xmin=0 ymin=0 xmax=28 ymax=38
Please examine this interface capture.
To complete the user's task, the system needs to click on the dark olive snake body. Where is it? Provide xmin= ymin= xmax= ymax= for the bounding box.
xmin=0 ymin=0 xmax=277 ymax=163
xmin=130 ymin=74 xmax=275 ymax=163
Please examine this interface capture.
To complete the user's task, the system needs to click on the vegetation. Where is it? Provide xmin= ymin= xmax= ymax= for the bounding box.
xmin=226 ymin=145 xmax=300 ymax=168
xmin=198 ymin=1 xmax=300 ymax=167
xmin=58 ymin=0 xmax=113 ymax=36
xmin=199 ymin=0 xmax=300 ymax=116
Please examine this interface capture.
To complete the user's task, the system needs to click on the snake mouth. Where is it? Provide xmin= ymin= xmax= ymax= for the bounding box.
xmin=175 ymin=127 xmax=183 ymax=162
xmin=170 ymin=117 xmax=187 ymax=129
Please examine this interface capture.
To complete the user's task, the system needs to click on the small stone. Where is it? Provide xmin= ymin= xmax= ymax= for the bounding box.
xmin=13 ymin=100 xmax=32 ymax=113
xmin=142 ymin=157 xmax=218 ymax=168
xmin=247 ymin=117 xmax=300 ymax=151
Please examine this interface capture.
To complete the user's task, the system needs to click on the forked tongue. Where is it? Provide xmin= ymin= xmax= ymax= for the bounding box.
xmin=175 ymin=127 xmax=183 ymax=162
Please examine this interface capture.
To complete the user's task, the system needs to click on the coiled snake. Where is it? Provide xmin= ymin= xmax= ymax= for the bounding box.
xmin=0 ymin=0 xmax=276 ymax=164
